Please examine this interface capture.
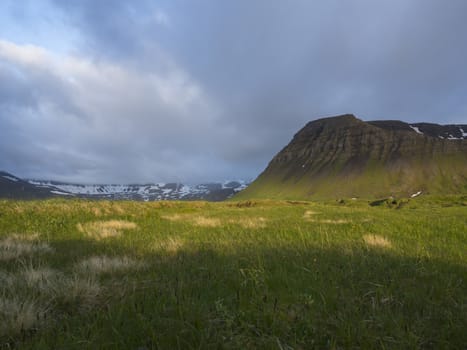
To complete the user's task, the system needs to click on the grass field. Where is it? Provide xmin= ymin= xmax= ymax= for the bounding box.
xmin=0 ymin=197 xmax=466 ymax=349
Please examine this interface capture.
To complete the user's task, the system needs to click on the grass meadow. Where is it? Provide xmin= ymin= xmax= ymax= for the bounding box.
xmin=0 ymin=196 xmax=466 ymax=349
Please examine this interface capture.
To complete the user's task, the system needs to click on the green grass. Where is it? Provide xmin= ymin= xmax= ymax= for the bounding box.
xmin=0 ymin=197 xmax=466 ymax=349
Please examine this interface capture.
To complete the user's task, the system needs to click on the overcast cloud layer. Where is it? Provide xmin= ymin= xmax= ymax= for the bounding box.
xmin=1 ymin=0 xmax=467 ymax=183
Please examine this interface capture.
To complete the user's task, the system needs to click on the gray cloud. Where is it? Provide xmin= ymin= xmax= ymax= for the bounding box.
xmin=1 ymin=0 xmax=467 ymax=183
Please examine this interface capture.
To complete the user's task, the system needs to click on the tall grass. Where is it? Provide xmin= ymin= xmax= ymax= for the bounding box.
xmin=0 ymin=197 xmax=465 ymax=349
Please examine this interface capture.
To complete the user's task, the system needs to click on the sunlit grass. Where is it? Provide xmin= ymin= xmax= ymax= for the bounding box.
xmin=363 ymin=234 xmax=392 ymax=248
xmin=76 ymin=220 xmax=138 ymax=239
xmin=0 ymin=197 xmax=465 ymax=348
xmin=161 ymin=213 xmax=268 ymax=229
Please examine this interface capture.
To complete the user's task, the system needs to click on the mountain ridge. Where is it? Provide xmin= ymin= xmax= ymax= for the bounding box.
xmin=0 ymin=171 xmax=248 ymax=201
xmin=236 ymin=114 xmax=467 ymax=200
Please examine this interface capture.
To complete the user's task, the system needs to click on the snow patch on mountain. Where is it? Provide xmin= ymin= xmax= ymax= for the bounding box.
xmin=2 ymin=175 xmax=19 ymax=182
xmin=409 ymin=125 xmax=423 ymax=135
xmin=50 ymin=190 xmax=74 ymax=196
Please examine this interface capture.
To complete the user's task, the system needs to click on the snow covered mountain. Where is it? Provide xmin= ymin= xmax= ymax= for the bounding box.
xmin=0 ymin=171 xmax=248 ymax=201
xmin=27 ymin=179 xmax=248 ymax=201
xmin=0 ymin=171 xmax=58 ymax=199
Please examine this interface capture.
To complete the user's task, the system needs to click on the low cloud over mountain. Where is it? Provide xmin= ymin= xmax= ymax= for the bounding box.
xmin=1 ymin=1 xmax=467 ymax=183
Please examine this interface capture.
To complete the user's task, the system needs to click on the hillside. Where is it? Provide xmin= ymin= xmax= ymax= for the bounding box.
xmin=237 ymin=114 xmax=467 ymax=200
xmin=0 ymin=171 xmax=62 ymax=199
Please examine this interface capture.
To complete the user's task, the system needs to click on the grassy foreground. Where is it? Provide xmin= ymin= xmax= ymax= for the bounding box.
xmin=0 ymin=197 xmax=466 ymax=349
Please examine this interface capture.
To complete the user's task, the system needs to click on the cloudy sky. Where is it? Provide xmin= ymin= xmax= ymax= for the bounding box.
xmin=1 ymin=0 xmax=466 ymax=183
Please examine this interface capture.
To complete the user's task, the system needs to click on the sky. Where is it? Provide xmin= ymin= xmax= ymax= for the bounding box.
xmin=1 ymin=0 xmax=467 ymax=184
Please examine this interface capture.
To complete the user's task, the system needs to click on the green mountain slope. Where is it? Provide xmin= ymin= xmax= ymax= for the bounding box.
xmin=237 ymin=114 xmax=467 ymax=200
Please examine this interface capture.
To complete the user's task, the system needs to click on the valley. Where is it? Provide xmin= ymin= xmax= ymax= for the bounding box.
xmin=1 ymin=115 xmax=466 ymax=349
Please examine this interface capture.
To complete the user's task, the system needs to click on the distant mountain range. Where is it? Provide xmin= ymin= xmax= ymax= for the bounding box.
xmin=237 ymin=114 xmax=467 ymax=200
xmin=0 ymin=171 xmax=248 ymax=201
xmin=3 ymin=114 xmax=466 ymax=201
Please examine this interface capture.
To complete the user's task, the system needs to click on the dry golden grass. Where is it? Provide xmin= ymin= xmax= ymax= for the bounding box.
xmin=21 ymin=267 xmax=59 ymax=290
xmin=18 ymin=266 xmax=67 ymax=298
xmin=0 ymin=297 xmax=46 ymax=337
xmin=303 ymin=210 xmax=351 ymax=224
xmin=63 ymin=276 xmax=102 ymax=308
xmin=111 ymin=203 xmax=126 ymax=215
xmin=319 ymin=219 xmax=350 ymax=224
xmin=57 ymin=201 xmax=130 ymax=217
xmin=152 ymin=236 xmax=186 ymax=255
xmin=303 ymin=210 xmax=320 ymax=219
xmin=11 ymin=204 xmax=25 ymax=214
xmin=76 ymin=256 xmax=145 ymax=274
xmin=8 ymin=233 xmax=41 ymax=241
xmin=162 ymin=214 xmax=267 ymax=229
xmin=305 ymin=218 xmax=350 ymax=224
xmin=363 ymin=234 xmax=392 ymax=248
xmin=160 ymin=213 xmax=184 ymax=222
xmin=192 ymin=216 xmax=221 ymax=227
xmin=228 ymin=217 xmax=268 ymax=229
xmin=57 ymin=276 xmax=101 ymax=310
xmin=77 ymin=220 xmax=137 ymax=239
xmin=0 ymin=266 xmax=102 ymax=337
xmin=0 ymin=236 xmax=52 ymax=261
xmin=162 ymin=214 xmax=221 ymax=227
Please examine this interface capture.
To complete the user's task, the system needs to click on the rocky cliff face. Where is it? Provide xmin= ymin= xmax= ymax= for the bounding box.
xmin=238 ymin=114 xmax=467 ymax=199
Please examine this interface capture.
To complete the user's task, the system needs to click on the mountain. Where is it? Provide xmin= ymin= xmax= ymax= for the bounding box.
xmin=0 ymin=171 xmax=248 ymax=201
xmin=27 ymin=180 xmax=248 ymax=201
xmin=0 ymin=171 xmax=62 ymax=199
xmin=237 ymin=114 xmax=467 ymax=200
